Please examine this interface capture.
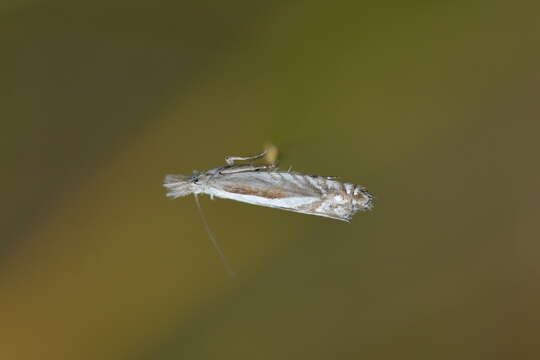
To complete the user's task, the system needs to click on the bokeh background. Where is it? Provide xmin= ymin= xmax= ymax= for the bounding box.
xmin=1 ymin=1 xmax=538 ymax=359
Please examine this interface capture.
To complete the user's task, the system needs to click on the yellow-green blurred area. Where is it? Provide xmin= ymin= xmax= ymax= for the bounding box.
xmin=1 ymin=0 xmax=538 ymax=359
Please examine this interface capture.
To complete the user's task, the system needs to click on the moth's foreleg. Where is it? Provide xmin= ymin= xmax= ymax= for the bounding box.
xmin=219 ymin=163 xmax=275 ymax=175
xmin=225 ymin=150 xmax=267 ymax=166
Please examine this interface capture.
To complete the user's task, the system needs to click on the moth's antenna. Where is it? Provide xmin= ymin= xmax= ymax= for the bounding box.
xmin=193 ymin=194 xmax=236 ymax=277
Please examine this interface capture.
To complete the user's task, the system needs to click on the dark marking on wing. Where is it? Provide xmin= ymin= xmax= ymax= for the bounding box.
xmin=223 ymin=185 xmax=287 ymax=199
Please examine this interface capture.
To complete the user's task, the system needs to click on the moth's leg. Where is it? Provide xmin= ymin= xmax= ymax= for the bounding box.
xmin=265 ymin=161 xmax=278 ymax=171
xmin=219 ymin=163 xmax=274 ymax=175
xmin=225 ymin=151 xmax=267 ymax=166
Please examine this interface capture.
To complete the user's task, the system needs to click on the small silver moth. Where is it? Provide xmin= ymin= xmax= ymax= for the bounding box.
xmin=164 ymin=150 xmax=373 ymax=276
xmin=164 ymin=151 xmax=373 ymax=222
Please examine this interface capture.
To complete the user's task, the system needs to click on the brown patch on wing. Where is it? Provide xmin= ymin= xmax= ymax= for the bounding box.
xmin=223 ymin=185 xmax=287 ymax=199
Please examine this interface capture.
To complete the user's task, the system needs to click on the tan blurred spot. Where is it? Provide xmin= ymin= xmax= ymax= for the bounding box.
xmin=264 ymin=143 xmax=279 ymax=165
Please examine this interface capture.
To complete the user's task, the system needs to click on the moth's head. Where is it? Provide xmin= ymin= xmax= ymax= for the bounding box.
xmin=352 ymin=186 xmax=374 ymax=211
xmin=189 ymin=170 xmax=213 ymax=187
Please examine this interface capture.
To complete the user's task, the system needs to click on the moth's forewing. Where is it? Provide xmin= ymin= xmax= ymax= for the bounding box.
xmin=210 ymin=172 xmax=323 ymax=198
xmin=205 ymin=171 xmax=360 ymax=221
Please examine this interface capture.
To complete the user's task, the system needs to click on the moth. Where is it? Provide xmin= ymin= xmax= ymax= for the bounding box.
xmin=164 ymin=151 xmax=373 ymax=222
xmin=164 ymin=150 xmax=374 ymax=276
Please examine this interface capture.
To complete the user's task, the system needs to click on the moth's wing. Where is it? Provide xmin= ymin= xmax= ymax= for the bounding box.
xmin=210 ymin=172 xmax=358 ymax=222
xmin=163 ymin=174 xmax=194 ymax=198
xmin=211 ymin=172 xmax=324 ymax=198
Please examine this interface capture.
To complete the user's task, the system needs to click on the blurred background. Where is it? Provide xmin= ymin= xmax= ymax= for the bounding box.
xmin=1 ymin=1 xmax=538 ymax=359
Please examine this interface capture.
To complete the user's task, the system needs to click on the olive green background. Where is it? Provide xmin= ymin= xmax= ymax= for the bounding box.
xmin=1 ymin=1 xmax=538 ymax=359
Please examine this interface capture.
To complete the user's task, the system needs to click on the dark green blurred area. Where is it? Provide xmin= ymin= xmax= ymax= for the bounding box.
xmin=1 ymin=1 xmax=538 ymax=359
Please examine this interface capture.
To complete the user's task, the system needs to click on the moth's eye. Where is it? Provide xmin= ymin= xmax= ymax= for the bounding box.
xmin=192 ymin=178 xmax=199 ymax=184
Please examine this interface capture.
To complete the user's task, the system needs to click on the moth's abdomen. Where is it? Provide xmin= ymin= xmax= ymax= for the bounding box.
xmin=347 ymin=183 xmax=374 ymax=211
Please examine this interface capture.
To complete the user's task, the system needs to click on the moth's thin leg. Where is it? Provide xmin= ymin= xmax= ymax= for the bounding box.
xmin=225 ymin=150 xmax=267 ymax=166
xmin=194 ymin=194 xmax=236 ymax=277
xmin=266 ymin=161 xmax=278 ymax=171
xmin=219 ymin=163 xmax=276 ymax=175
